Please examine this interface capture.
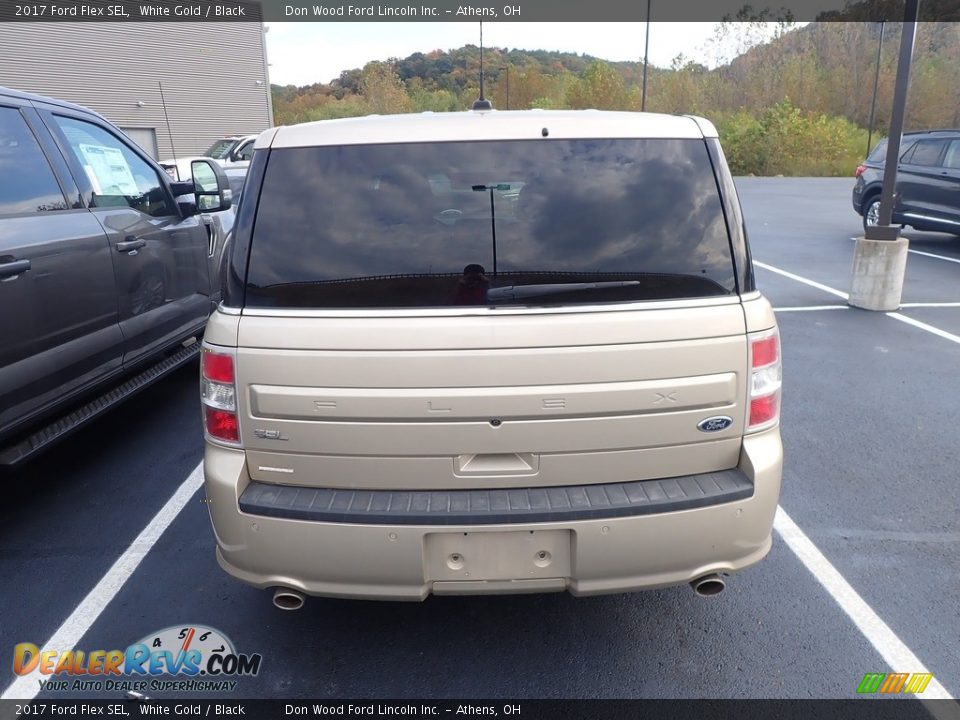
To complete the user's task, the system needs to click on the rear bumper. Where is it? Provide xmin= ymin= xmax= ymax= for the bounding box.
xmin=852 ymin=187 xmax=863 ymax=214
xmin=203 ymin=428 xmax=782 ymax=600
xmin=852 ymin=178 xmax=871 ymax=214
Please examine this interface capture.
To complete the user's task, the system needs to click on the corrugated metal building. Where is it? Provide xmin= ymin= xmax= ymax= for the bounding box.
xmin=0 ymin=22 xmax=272 ymax=159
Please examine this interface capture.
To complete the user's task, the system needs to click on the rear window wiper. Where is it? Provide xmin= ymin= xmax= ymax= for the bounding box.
xmin=486 ymin=281 xmax=641 ymax=302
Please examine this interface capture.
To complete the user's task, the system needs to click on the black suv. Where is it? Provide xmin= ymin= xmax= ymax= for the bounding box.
xmin=852 ymin=129 xmax=960 ymax=235
xmin=0 ymin=86 xmax=233 ymax=466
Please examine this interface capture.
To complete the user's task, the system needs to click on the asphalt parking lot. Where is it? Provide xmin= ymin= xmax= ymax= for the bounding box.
xmin=2 ymin=177 xmax=958 ymax=701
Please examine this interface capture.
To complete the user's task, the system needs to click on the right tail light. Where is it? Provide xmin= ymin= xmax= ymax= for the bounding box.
xmin=747 ymin=327 xmax=781 ymax=432
xmin=201 ymin=345 xmax=240 ymax=445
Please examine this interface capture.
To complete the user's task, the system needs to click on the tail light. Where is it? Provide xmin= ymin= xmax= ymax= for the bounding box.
xmin=855 ymin=165 xmax=866 ymax=178
xmin=747 ymin=327 xmax=781 ymax=432
xmin=201 ymin=346 xmax=240 ymax=444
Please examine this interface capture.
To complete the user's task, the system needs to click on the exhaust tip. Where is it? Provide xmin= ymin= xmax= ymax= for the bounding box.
xmin=272 ymin=587 xmax=305 ymax=611
xmin=691 ymin=574 xmax=726 ymax=597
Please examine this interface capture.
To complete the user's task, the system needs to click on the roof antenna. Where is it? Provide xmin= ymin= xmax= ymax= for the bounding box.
xmin=471 ymin=21 xmax=493 ymax=111
xmin=157 ymin=81 xmax=179 ymax=175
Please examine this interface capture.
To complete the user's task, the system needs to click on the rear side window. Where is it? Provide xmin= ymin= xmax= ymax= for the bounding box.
xmin=0 ymin=107 xmax=67 ymax=215
xmin=903 ymin=139 xmax=947 ymax=167
xmin=867 ymin=139 xmax=917 ymax=163
xmin=867 ymin=140 xmax=888 ymax=162
xmin=943 ymin=140 xmax=960 ymax=170
xmin=246 ymin=139 xmax=736 ymax=309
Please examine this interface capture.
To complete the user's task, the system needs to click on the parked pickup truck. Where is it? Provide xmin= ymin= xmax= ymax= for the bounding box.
xmin=0 ymin=86 xmax=233 ymax=467
xmin=160 ymin=134 xmax=258 ymax=183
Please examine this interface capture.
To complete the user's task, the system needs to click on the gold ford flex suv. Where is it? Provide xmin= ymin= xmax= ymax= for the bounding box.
xmin=201 ymin=110 xmax=783 ymax=606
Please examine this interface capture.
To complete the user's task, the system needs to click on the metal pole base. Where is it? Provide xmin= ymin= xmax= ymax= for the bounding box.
xmin=848 ymin=234 xmax=909 ymax=311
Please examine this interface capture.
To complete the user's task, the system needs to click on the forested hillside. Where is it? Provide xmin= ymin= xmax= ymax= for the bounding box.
xmin=271 ymin=22 xmax=960 ymax=176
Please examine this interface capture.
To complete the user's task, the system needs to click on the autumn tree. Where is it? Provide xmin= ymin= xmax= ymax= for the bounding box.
xmin=566 ymin=60 xmax=631 ymax=110
xmin=360 ymin=61 xmax=413 ymax=115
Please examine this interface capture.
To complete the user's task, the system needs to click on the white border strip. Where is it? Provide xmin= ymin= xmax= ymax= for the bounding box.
xmin=775 ymin=507 xmax=953 ymax=701
xmin=1 ymin=462 xmax=204 ymax=701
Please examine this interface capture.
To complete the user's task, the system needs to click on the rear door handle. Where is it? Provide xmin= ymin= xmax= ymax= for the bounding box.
xmin=117 ymin=238 xmax=147 ymax=253
xmin=0 ymin=259 xmax=31 ymax=279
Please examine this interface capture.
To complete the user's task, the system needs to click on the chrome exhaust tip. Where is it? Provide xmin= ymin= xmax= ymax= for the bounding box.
xmin=272 ymin=587 xmax=306 ymax=610
xmin=690 ymin=573 xmax=726 ymax=597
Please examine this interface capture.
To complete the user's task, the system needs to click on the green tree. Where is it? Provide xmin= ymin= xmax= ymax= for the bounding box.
xmin=567 ymin=60 xmax=630 ymax=110
xmin=360 ymin=61 xmax=413 ymax=115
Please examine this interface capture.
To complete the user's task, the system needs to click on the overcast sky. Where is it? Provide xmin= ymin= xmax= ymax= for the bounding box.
xmin=264 ymin=22 xmax=802 ymax=87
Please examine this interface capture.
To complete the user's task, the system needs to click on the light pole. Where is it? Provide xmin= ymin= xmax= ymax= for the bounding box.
xmin=874 ymin=10 xmax=917 ymax=231
xmin=849 ymin=1 xmax=920 ymax=311
xmin=505 ymin=64 xmax=510 ymax=110
xmin=866 ymin=20 xmax=885 ymax=157
xmin=641 ymin=0 xmax=651 ymax=112
xmin=472 ymin=184 xmax=503 ymax=276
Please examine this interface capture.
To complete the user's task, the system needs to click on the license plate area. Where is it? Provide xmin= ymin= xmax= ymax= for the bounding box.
xmin=425 ymin=530 xmax=572 ymax=582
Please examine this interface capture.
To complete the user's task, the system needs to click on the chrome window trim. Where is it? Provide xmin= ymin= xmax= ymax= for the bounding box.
xmin=236 ymin=295 xmax=745 ymax=319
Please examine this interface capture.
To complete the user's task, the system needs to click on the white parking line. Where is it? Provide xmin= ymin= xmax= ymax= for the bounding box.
xmin=757 ymin=259 xmax=960 ymax=349
xmin=887 ymin=313 xmax=960 ymax=345
xmin=774 ymin=507 xmax=954 ymax=701
xmin=849 ymin=236 xmax=960 ymax=267
xmin=908 ymin=248 xmax=960 ymax=265
xmin=774 ymin=302 xmax=960 ymax=311
xmin=773 ymin=305 xmax=849 ymax=312
xmin=0 ymin=462 xmax=204 ymax=701
xmin=758 ymin=258 xmax=960 ymax=700
xmin=754 ymin=261 xmax=849 ymax=300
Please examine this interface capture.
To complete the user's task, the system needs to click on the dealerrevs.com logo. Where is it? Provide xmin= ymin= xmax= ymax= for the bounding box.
xmin=856 ymin=672 xmax=934 ymax=695
xmin=13 ymin=625 xmax=262 ymax=693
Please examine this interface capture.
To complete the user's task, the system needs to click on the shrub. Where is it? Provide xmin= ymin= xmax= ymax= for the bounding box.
xmin=715 ymin=99 xmax=870 ymax=176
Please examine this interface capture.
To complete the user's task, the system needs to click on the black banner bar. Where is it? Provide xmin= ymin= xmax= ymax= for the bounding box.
xmin=1 ymin=699 xmax=959 ymax=720
xmin=1 ymin=0 xmax=960 ymax=22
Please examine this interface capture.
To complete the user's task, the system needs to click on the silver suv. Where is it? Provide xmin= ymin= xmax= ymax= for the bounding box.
xmin=201 ymin=110 xmax=783 ymax=606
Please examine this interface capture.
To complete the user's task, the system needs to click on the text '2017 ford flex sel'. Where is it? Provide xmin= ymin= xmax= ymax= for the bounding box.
xmin=201 ymin=109 xmax=783 ymax=605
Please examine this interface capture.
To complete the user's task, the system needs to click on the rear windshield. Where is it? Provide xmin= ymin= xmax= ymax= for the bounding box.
xmin=205 ymin=139 xmax=236 ymax=159
xmin=245 ymin=139 xmax=736 ymax=309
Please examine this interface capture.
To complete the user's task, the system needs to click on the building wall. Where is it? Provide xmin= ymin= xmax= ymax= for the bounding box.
xmin=0 ymin=22 xmax=272 ymax=159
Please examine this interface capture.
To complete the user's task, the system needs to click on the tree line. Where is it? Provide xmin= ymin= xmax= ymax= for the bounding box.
xmin=271 ymin=22 xmax=960 ymax=176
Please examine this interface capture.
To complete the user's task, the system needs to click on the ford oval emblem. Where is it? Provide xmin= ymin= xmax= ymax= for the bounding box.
xmin=698 ymin=416 xmax=733 ymax=433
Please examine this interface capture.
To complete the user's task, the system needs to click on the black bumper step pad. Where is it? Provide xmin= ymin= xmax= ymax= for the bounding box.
xmin=239 ymin=467 xmax=753 ymax=525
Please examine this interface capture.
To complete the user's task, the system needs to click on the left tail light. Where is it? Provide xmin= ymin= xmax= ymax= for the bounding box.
xmin=201 ymin=346 xmax=240 ymax=444
xmin=747 ymin=327 xmax=781 ymax=432
xmin=855 ymin=165 xmax=866 ymax=178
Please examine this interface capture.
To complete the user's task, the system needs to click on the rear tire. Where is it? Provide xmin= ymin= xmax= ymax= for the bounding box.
xmin=862 ymin=195 xmax=882 ymax=233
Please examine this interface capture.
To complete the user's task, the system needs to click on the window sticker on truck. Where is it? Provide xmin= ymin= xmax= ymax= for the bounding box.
xmin=78 ymin=143 xmax=138 ymax=195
